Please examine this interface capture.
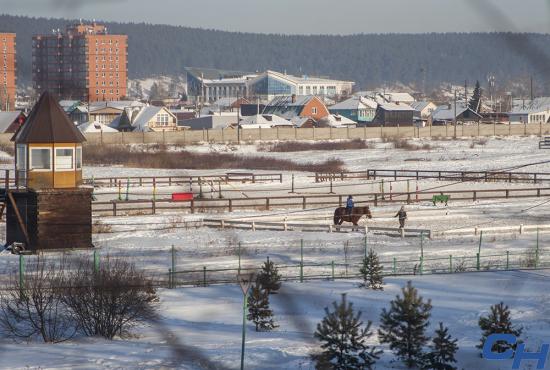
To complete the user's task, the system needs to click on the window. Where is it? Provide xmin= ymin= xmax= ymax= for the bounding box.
xmin=16 ymin=144 xmax=26 ymax=170
xmin=312 ymin=107 xmax=318 ymax=115
xmin=157 ymin=113 xmax=169 ymax=126
xmin=76 ymin=147 xmax=82 ymax=169
xmin=55 ymin=148 xmax=74 ymax=170
xmin=30 ymin=148 xmax=51 ymax=170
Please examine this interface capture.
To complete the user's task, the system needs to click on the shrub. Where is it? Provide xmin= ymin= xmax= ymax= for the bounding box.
xmin=62 ymin=258 xmax=158 ymax=339
xmin=83 ymin=144 xmax=345 ymax=173
xmin=259 ymin=139 xmax=369 ymax=152
xmin=0 ymin=258 xmax=75 ymax=343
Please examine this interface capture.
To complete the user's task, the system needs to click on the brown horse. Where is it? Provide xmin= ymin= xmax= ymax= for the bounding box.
xmin=333 ymin=206 xmax=373 ymax=226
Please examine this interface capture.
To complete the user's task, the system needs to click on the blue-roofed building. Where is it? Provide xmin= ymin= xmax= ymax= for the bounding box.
xmin=328 ymin=96 xmax=377 ymax=124
xmin=247 ymin=70 xmax=354 ymax=100
xmin=432 ymin=103 xmax=482 ymax=124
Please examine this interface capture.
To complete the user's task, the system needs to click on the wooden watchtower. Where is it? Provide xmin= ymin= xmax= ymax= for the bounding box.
xmin=5 ymin=91 xmax=93 ymax=252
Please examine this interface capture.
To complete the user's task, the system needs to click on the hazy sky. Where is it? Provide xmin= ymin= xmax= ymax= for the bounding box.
xmin=1 ymin=0 xmax=549 ymax=34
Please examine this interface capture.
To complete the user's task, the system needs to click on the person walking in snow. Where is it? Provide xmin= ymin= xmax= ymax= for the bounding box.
xmin=395 ymin=206 xmax=407 ymax=228
xmin=346 ymin=195 xmax=354 ymax=217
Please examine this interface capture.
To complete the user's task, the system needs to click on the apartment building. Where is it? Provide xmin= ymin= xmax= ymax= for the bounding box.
xmin=33 ymin=22 xmax=127 ymax=102
xmin=0 ymin=33 xmax=16 ymax=111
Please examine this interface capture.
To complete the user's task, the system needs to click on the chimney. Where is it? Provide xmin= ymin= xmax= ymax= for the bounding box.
xmin=291 ymin=94 xmax=296 ymax=103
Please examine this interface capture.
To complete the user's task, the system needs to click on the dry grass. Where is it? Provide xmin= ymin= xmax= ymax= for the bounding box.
xmin=383 ymin=137 xmax=434 ymax=150
xmin=84 ymin=144 xmax=345 ymax=173
xmin=258 ymin=139 xmax=369 ymax=152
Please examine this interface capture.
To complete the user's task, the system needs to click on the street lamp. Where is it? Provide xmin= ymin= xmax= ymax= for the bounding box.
xmin=238 ymin=272 xmax=254 ymax=370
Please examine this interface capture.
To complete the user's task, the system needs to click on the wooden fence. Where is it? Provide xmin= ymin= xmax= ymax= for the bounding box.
xmin=202 ymin=218 xmax=431 ymax=238
xmin=0 ymin=123 xmax=548 ymax=147
xmin=92 ymin=185 xmax=550 ymax=217
xmin=314 ymin=169 xmax=550 ymax=184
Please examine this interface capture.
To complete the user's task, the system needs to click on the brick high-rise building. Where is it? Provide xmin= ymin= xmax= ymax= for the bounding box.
xmin=0 ymin=33 xmax=16 ymax=111
xmin=33 ymin=23 xmax=127 ymax=102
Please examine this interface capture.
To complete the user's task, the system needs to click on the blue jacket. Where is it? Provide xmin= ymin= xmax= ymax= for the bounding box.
xmin=346 ymin=198 xmax=354 ymax=208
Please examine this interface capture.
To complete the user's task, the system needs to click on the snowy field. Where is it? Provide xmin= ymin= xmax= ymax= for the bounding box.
xmin=1 ymin=272 xmax=549 ymax=369
xmin=1 ymin=136 xmax=550 ymax=369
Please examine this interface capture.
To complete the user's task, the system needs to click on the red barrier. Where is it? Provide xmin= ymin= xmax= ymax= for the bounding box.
xmin=172 ymin=192 xmax=194 ymax=201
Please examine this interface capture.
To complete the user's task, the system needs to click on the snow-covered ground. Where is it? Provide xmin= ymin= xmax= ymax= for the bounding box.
xmin=1 ymin=272 xmax=549 ymax=369
xmin=2 ymin=136 xmax=550 ymax=369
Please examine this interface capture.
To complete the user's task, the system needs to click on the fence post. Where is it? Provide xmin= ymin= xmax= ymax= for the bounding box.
xmin=478 ymin=231 xmax=483 ymax=256
xmin=506 ymin=251 xmax=510 ymax=269
xmin=19 ymin=254 xmax=24 ymax=294
xmin=168 ymin=268 xmax=173 ymax=289
xmin=238 ymin=242 xmax=241 ymax=274
xmin=419 ymin=256 xmax=423 ymax=275
xmin=171 ymin=245 xmax=176 ymax=280
xmin=93 ymin=250 xmax=100 ymax=273
xmin=112 ymin=201 xmax=117 ymax=216
xmin=449 ymin=254 xmax=453 ymax=273
xmin=536 ymin=228 xmax=540 ymax=268
xmin=125 ymin=178 xmax=130 ymax=201
xmin=331 ymin=260 xmax=335 ymax=280
xmin=300 ymin=239 xmax=304 ymax=283
xmin=203 ymin=266 xmax=207 ymax=286
xmin=118 ymin=180 xmax=122 ymax=200
xmin=476 ymin=253 xmax=480 ymax=271
xmin=364 ymin=235 xmax=368 ymax=259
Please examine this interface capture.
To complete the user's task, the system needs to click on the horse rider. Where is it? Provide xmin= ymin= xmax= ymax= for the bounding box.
xmin=346 ymin=195 xmax=354 ymax=216
xmin=395 ymin=206 xmax=407 ymax=228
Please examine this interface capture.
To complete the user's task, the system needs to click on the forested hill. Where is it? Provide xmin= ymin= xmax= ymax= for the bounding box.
xmin=1 ymin=14 xmax=550 ymax=91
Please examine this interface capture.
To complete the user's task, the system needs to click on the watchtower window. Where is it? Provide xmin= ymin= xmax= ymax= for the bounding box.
xmin=55 ymin=148 xmax=74 ymax=170
xmin=76 ymin=147 xmax=82 ymax=169
xmin=16 ymin=144 xmax=26 ymax=170
xmin=30 ymin=148 xmax=52 ymax=170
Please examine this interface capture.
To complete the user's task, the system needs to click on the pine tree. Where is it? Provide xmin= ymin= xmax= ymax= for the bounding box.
xmin=379 ymin=281 xmax=432 ymax=368
xmin=314 ymin=294 xmax=382 ymax=370
xmin=478 ymin=302 xmax=522 ymax=354
xmin=359 ymin=249 xmax=384 ymax=290
xmin=468 ymin=80 xmax=482 ymax=113
xmin=247 ymin=282 xmax=277 ymax=332
xmin=423 ymin=322 xmax=459 ymax=370
xmin=135 ymin=81 xmax=143 ymax=99
xmin=256 ymin=256 xmax=282 ymax=295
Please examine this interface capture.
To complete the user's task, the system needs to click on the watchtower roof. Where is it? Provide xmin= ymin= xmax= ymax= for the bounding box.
xmin=13 ymin=91 xmax=86 ymax=144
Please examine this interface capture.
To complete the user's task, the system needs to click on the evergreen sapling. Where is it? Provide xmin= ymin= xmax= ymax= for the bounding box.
xmin=379 ymin=281 xmax=432 ymax=368
xmin=478 ymin=302 xmax=522 ymax=354
xmin=359 ymin=249 xmax=384 ymax=290
xmin=423 ymin=322 xmax=459 ymax=370
xmin=314 ymin=294 xmax=381 ymax=370
xmin=256 ymin=256 xmax=282 ymax=295
xmin=247 ymin=282 xmax=277 ymax=332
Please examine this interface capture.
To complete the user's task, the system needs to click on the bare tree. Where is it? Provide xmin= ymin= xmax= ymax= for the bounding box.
xmin=0 ymin=257 xmax=76 ymax=343
xmin=62 ymin=257 xmax=158 ymax=340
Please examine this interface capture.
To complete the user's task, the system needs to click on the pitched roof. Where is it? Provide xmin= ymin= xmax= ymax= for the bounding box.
xmin=13 ymin=91 xmax=86 ymax=144
xmin=410 ymin=101 xmax=432 ymax=112
xmin=78 ymin=121 xmax=119 ymax=133
xmin=263 ymin=95 xmax=321 ymax=119
xmin=378 ymin=102 xmax=415 ymax=112
xmin=0 ymin=111 xmax=22 ymax=133
xmin=329 ymin=96 xmax=377 ymax=110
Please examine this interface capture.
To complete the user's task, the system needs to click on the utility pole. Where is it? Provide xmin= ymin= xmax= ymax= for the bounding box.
xmin=453 ymin=90 xmax=457 ymax=138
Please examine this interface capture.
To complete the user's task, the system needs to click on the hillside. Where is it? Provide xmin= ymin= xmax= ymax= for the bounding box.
xmin=1 ymin=14 xmax=550 ymax=92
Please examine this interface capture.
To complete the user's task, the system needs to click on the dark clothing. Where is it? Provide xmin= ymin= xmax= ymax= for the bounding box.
xmin=395 ymin=210 xmax=407 ymax=228
xmin=346 ymin=198 xmax=354 ymax=216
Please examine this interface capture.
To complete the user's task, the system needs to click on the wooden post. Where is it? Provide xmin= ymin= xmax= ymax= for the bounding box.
xmin=152 ymin=200 xmax=156 ymax=214
xmin=8 ymin=192 xmax=30 ymax=246
xmin=112 ymin=201 xmax=117 ymax=216
xmin=190 ymin=199 xmax=195 ymax=214
xmin=228 ymin=199 xmax=233 ymax=212
xmin=265 ymin=198 xmax=270 ymax=210
xmin=302 ymin=196 xmax=306 ymax=210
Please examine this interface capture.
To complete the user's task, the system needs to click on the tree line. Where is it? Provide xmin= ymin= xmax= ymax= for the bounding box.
xmin=2 ymin=14 xmax=550 ymax=93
